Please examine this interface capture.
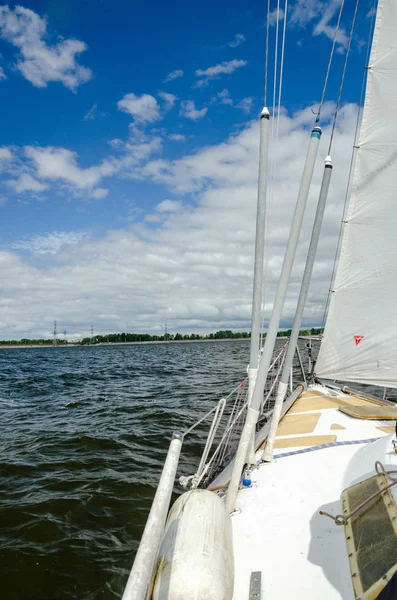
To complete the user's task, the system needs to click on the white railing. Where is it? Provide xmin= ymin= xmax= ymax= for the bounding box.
xmin=121 ymin=432 xmax=183 ymax=600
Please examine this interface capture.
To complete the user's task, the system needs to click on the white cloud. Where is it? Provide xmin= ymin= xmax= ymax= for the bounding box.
xmin=145 ymin=213 xmax=162 ymax=223
xmin=0 ymin=65 xmax=6 ymax=80
xmin=269 ymin=8 xmax=285 ymax=25
xmin=90 ymin=188 xmax=109 ymax=199
xmin=0 ymin=103 xmax=360 ymax=337
xmin=0 ymin=5 xmax=92 ymax=90
xmin=290 ymin=0 xmax=348 ymax=48
xmin=108 ymin=138 xmax=124 ymax=148
xmin=164 ymin=69 xmax=184 ymax=82
xmin=195 ymin=59 xmax=247 ymax=87
xmin=24 ymin=146 xmax=115 ymax=189
xmin=12 ymin=230 xmax=88 ymax=254
xmin=156 ymin=199 xmax=183 ymax=213
xmin=83 ymin=103 xmax=106 ymax=121
xmin=237 ymin=97 xmax=253 ymax=114
xmin=0 ymin=146 xmax=12 ymax=161
xmin=212 ymin=91 xmax=253 ymax=114
xmin=121 ymin=134 xmax=163 ymax=166
xmin=83 ymin=103 xmax=97 ymax=121
xmin=158 ymin=91 xmax=177 ymax=110
xmin=169 ymin=133 xmax=186 ymax=142
xmin=117 ymin=92 xmax=161 ymax=124
xmin=8 ymin=173 xmax=48 ymax=192
xmin=228 ymin=33 xmax=245 ymax=48
xmin=217 ymin=89 xmax=233 ymax=106
xmin=180 ymin=100 xmax=207 ymax=121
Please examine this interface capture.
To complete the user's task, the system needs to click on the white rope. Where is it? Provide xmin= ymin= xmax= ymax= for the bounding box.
xmin=195 ymin=399 xmax=250 ymax=488
xmin=182 ymin=381 xmax=244 ymax=437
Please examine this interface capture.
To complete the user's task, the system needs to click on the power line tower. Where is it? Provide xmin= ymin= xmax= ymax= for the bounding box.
xmin=90 ymin=325 xmax=94 ymax=345
xmin=164 ymin=321 xmax=169 ymax=342
xmin=53 ymin=320 xmax=57 ymax=347
xmin=64 ymin=329 xmax=67 ymax=343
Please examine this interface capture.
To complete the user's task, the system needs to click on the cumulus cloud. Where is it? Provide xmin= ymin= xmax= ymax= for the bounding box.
xmin=180 ymin=100 xmax=207 ymax=121
xmin=216 ymin=89 xmax=233 ymax=106
xmin=237 ymin=97 xmax=253 ymax=114
xmin=0 ymin=146 xmax=12 ymax=161
xmin=117 ymin=92 xmax=161 ymax=124
xmin=156 ymin=199 xmax=183 ymax=213
xmin=195 ymin=59 xmax=247 ymax=87
xmin=290 ymin=0 xmax=348 ymax=48
xmin=269 ymin=8 xmax=285 ymax=25
xmin=169 ymin=133 xmax=186 ymax=142
xmin=212 ymin=90 xmax=253 ymax=114
xmin=158 ymin=91 xmax=177 ymax=110
xmin=24 ymin=146 xmax=115 ymax=189
xmin=228 ymin=33 xmax=245 ymax=48
xmin=8 ymin=173 xmax=48 ymax=192
xmin=0 ymin=102 xmax=360 ymax=338
xmin=0 ymin=5 xmax=92 ymax=90
xmin=90 ymin=188 xmax=109 ymax=199
xmin=164 ymin=69 xmax=184 ymax=82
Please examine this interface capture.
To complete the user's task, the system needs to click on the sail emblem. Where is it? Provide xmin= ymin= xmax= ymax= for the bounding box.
xmin=354 ymin=336 xmax=364 ymax=346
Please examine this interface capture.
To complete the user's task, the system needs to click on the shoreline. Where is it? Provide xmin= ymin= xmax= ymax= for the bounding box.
xmin=0 ymin=338 xmax=252 ymax=349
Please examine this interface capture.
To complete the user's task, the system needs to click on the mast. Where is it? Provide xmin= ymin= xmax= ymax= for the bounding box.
xmin=226 ymin=125 xmax=322 ymax=513
xmin=263 ymin=155 xmax=333 ymax=462
xmin=248 ymin=107 xmax=270 ymax=402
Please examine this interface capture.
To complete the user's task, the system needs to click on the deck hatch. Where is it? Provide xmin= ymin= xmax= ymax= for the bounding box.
xmin=339 ymin=405 xmax=397 ymax=420
xmin=343 ymin=474 xmax=397 ymax=599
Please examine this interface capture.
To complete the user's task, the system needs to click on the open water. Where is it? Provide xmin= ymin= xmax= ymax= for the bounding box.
xmin=0 ymin=340 xmax=257 ymax=600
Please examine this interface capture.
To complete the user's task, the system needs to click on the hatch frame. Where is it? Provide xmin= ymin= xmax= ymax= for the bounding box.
xmin=343 ymin=473 xmax=397 ymax=599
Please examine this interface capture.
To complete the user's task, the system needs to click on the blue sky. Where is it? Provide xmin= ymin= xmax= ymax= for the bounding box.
xmin=0 ymin=0 xmax=376 ymax=339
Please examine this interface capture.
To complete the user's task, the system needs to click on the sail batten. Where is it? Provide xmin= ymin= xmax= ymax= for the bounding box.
xmin=316 ymin=0 xmax=397 ymax=389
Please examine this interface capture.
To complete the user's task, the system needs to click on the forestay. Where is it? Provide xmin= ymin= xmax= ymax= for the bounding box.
xmin=316 ymin=0 xmax=397 ymax=388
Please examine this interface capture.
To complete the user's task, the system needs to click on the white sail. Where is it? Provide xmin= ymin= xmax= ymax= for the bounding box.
xmin=316 ymin=0 xmax=397 ymax=388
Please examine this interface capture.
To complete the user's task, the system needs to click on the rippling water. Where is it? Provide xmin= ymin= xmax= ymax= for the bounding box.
xmin=0 ymin=340 xmax=256 ymax=600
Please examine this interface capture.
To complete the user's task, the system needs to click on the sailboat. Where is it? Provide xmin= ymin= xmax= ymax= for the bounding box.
xmin=121 ymin=0 xmax=397 ymax=598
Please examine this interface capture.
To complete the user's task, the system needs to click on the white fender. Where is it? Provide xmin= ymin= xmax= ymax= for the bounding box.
xmin=151 ymin=489 xmax=234 ymax=600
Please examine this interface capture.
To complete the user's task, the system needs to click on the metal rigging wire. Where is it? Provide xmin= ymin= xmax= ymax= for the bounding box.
xmin=264 ymin=0 xmax=271 ymax=105
xmin=316 ymin=0 xmax=346 ymax=123
xmin=328 ymin=0 xmax=361 ymax=154
xmin=260 ymin=0 xmax=288 ymax=348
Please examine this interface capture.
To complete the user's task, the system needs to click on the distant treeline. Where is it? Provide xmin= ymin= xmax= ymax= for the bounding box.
xmin=0 ymin=328 xmax=323 ymax=346
xmin=0 ymin=338 xmax=69 ymax=346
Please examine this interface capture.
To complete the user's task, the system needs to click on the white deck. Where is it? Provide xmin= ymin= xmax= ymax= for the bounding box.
xmin=231 ymin=384 xmax=397 ymax=599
